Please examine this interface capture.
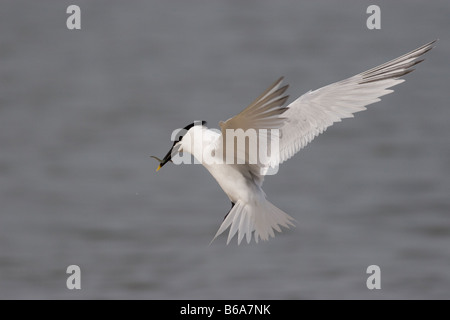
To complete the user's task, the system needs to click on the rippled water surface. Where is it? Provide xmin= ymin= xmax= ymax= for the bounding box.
xmin=0 ymin=0 xmax=449 ymax=299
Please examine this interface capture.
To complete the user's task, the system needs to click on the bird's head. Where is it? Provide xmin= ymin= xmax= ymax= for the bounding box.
xmin=152 ymin=120 xmax=207 ymax=172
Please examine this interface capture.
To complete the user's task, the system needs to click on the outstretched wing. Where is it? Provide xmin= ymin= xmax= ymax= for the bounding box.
xmin=216 ymin=77 xmax=290 ymax=184
xmin=219 ymin=77 xmax=289 ymax=132
xmin=270 ymin=40 xmax=436 ymax=167
xmin=216 ymin=40 xmax=436 ymax=179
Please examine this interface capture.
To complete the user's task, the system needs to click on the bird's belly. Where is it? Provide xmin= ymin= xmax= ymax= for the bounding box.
xmin=203 ymin=163 xmax=260 ymax=204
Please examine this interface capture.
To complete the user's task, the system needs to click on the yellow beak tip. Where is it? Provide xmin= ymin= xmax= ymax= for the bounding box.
xmin=156 ymin=165 xmax=161 ymax=172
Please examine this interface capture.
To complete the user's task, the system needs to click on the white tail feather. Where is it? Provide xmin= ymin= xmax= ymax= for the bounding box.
xmin=211 ymin=199 xmax=295 ymax=245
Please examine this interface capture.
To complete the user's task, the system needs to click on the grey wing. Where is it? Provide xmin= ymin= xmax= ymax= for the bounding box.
xmin=216 ymin=77 xmax=291 ymax=185
xmin=219 ymin=77 xmax=289 ymax=132
xmin=216 ymin=40 xmax=436 ymax=178
xmin=270 ymin=40 xmax=436 ymax=167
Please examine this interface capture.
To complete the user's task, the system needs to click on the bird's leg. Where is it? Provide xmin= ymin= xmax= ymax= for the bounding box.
xmin=223 ymin=202 xmax=235 ymax=221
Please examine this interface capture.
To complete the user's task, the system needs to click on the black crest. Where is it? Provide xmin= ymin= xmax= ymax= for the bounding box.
xmin=182 ymin=120 xmax=207 ymax=132
xmin=172 ymin=120 xmax=207 ymax=145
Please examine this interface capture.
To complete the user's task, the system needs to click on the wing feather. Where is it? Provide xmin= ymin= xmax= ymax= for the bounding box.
xmin=215 ymin=40 xmax=436 ymax=180
xmin=271 ymin=40 xmax=436 ymax=166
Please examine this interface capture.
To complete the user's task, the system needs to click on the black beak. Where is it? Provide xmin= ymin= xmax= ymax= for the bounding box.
xmin=155 ymin=146 xmax=173 ymax=172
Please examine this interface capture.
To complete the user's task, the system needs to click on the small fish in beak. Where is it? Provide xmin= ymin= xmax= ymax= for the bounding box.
xmin=150 ymin=146 xmax=174 ymax=172
xmin=150 ymin=156 xmax=164 ymax=172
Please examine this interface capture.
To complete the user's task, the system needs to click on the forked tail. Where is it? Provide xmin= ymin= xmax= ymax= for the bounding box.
xmin=211 ymin=199 xmax=295 ymax=245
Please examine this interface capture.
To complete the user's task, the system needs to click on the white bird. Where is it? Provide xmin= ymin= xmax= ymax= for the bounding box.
xmin=154 ymin=40 xmax=436 ymax=245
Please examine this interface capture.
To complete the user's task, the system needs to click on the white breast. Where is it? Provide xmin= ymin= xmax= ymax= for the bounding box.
xmin=182 ymin=126 xmax=263 ymax=204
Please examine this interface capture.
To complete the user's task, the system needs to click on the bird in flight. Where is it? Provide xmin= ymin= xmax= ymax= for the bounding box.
xmin=153 ymin=40 xmax=436 ymax=245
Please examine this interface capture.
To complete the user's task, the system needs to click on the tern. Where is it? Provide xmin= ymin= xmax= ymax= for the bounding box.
xmin=154 ymin=40 xmax=436 ymax=245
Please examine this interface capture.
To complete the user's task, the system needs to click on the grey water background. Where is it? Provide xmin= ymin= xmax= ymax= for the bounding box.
xmin=0 ymin=0 xmax=449 ymax=299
